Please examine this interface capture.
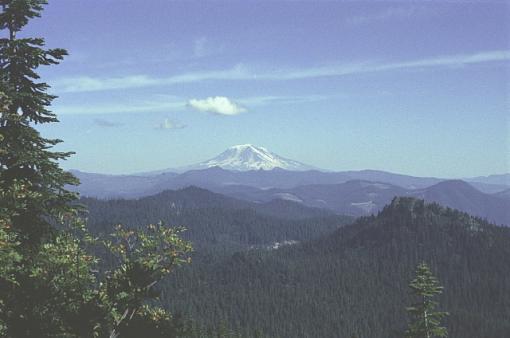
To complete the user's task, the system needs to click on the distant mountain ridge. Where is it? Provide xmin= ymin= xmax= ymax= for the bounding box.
xmin=466 ymin=173 xmax=510 ymax=186
xmin=72 ymin=144 xmax=508 ymax=197
xmin=68 ymin=144 xmax=510 ymax=225
xmin=217 ymin=179 xmax=510 ymax=225
xmin=73 ymin=174 xmax=510 ymax=225
xmin=70 ymin=167 xmax=447 ymax=199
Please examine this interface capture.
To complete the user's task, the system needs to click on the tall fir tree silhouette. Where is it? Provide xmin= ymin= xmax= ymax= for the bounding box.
xmin=405 ymin=262 xmax=448 ymax=338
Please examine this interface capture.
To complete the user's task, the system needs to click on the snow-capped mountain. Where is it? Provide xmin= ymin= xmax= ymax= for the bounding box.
xmin=181 ymin=144 xmax=315 ymax=172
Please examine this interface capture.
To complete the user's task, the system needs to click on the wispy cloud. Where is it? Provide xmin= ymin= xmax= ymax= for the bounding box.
xmin=156 ymin=118 xmax=187 ymax=130
xmin=93 ymin=118 xmax=124 ymax=127
xmin=264 ymin=50 xmax=510 ymax=81
xmin=188 ymin=96 xmax=246 ymax=116
xmin=238 ymin=94 xmax=330 ymax=107
xmin=345 ymin=7 xmax=421 ymax=26
xmin=52 ymin=64 xmax=250 ymax=93
xmin=51 ymin=50 xmax=510 ymax=94
xmin=55 ymin=96 xmax=184 ymax=115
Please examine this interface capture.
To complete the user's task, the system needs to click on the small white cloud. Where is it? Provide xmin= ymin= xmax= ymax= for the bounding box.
xmin=157 ymin=118 xmax=187 ymax=130
xmin=188 ymin=96 xmax=246 ymax=116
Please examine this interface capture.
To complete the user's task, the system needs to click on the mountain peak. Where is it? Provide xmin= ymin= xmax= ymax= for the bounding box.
xmin=192 ymin=144 xmax=315 ymax=172
xmin=229 ymin=144 xmax=263 ymax=150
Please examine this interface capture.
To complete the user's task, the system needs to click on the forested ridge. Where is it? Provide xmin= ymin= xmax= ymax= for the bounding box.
xmin=83 ymin=186 xmax=352 ymax=250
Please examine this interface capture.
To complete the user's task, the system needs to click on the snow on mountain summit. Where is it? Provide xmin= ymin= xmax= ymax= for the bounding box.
xmin=192 ymin=144 xmax=314 ymax=171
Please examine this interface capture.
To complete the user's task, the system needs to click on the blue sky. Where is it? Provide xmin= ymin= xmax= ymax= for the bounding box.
xmin=29 ymin=0 xmax=509 ymax=177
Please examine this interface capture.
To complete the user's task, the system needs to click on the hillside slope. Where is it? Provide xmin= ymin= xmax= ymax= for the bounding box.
xmin=160 ymin=198 xmax=510 ymax=338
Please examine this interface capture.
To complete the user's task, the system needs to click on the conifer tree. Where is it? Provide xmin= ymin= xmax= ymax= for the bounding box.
xmin=0 ymin=1 xmax=81 ymax=333
xmin=405 ymin=262 xmax=448 ymax=338
xmin=0 ymin=0 xmax=78 ymax=247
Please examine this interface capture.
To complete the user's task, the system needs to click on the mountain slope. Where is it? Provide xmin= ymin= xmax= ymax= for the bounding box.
xmin=218 ymin=180 xmax=409 ymax=216
xmin=160 ymin=198 xmax=510 ymax=338
xmin=494 ymin=188 xmax=510 ymax=199
xmin=413 ymin=180 xmax=510 ymax=226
